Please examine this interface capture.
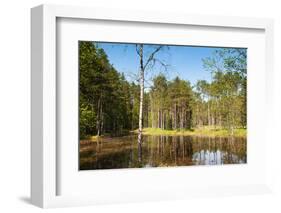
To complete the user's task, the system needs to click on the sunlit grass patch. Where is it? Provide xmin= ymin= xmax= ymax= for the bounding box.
xmin=136 ymin=127 xmax=246 ymax=138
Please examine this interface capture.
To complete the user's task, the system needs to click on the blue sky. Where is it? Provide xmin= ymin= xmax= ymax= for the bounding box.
xmin=96 ymin=42 xmax=223 ymax=88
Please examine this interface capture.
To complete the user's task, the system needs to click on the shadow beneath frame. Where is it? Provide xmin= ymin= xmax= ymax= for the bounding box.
xmin=18 ymin=196 xmax=31 ymax=205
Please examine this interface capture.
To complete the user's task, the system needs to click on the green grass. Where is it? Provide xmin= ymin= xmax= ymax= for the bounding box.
xmin=133 ymin=127 xmax=246 ymax=137
xmin=82 ymin=126 xmax=246 ymax=143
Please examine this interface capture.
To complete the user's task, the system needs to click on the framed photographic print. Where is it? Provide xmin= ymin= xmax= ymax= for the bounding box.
xmin=31 ymin=4 xmax=274 ymax=208
xmin=78 ymin=42 xmax=247 ymax=170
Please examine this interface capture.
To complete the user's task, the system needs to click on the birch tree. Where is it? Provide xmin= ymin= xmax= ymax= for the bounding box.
xmin=135 ymin=44 xmax=165 ymax=144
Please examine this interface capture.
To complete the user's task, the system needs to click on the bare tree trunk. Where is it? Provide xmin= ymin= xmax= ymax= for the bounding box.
xmin=136 ymin=44 xmax=163 ymax=143
xmin=96 ymin=96 xmax=101 ymax=136
xmin=158 ymin=109 xmax=160 ymax=128
xmin=131 ymin=100 xmax=134 ymax=130
xmin=163 ymin=110 xmax=164 ymax=130
xmin=100 ymin=103 xmax=103 ymax=134
xmin=138 ymin=44 xmax=144 ymax=144
xmin=207 ymin=100 xmax=210 ymax=126
xmin=161 ymin=110 xmax=163 ymax=129
xmin=138 ymin=142 xmax=142 ymax=163
xmin=180 ymin=105 xmax=184 ymax=129
xmin=162 ymin=110 xmax=165 ymax=130
xmin=150 ymin=93 xmax=154 ymax=128
xmin=174 ymin=103 xmax=177 ymax=129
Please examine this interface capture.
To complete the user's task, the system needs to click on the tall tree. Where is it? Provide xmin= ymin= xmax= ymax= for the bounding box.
xmin=79 ymin=41 xmax=135 ymax=138
xmin=135 ymin=44 xmax=164 ymax=144
xmin=79 ymin=43 xmax=247 ymax=140
xmin=202 ymin=48 xmax=247 ymax=134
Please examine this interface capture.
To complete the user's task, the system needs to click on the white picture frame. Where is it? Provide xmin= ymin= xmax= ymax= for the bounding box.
xmin=31 ymin=4 xmax=274 ymax=208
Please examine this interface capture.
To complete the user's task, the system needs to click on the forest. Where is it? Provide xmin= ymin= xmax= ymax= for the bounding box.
xmin=79 ymin=41 xmax=247 ymax=140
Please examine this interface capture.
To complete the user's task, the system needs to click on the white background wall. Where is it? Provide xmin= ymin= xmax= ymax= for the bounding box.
xmin=0 ymin=0 xmax=280 ymax=212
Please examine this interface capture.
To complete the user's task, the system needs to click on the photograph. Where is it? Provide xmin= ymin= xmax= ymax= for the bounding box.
xmin=79 ymin=41 xmax=247 ymax=170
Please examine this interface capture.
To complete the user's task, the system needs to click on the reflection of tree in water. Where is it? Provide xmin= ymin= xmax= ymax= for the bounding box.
xmin=191 ymin=136 xmax=246 ymax=165
xmin=79 ymin=135 xmax=246 ymax=170
xmin=138 ymin=142 xmax=142 ymax=163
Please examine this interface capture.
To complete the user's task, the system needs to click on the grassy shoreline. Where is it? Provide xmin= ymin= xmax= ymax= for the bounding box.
xmin=133 ymin=127 xmax=246 ymax=138
xmin=82 ymin=127 xmax=246 ymax=143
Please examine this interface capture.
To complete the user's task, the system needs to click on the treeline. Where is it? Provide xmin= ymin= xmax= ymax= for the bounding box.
xmin=79 ymin=41 xmax=132 ymax=138
xmin=193 ymin=48 xmax=247 ymax=135
xmin=79 ymin=41 xmax=246 ymax=138
xmin=149 ymin=75 xmax=193 ymax=130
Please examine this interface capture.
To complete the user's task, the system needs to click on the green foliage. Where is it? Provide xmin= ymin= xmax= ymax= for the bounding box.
xmin=199 ymin=48 xmax=247 ymax=133
xmin=79 ymin=42 xmax=247 ymax=138
xmin=79 ymin=41 xmax=134 ymax=138
xmin=79 ymin=104 xmax=96 ymax=139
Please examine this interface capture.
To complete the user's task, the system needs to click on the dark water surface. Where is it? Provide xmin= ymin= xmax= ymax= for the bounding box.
xmin=79 ymin=135 xmax=247 ymax=170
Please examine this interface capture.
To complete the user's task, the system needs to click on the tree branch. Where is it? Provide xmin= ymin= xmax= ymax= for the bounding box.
xmin=143 ymin=46 xmax=162 ymax=70
xmin=135 ymin=44 xmax=142 ymax=57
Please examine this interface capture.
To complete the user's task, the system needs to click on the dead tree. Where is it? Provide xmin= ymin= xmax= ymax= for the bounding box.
xmin=135 ymin=44 xmax=166 ymax=144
